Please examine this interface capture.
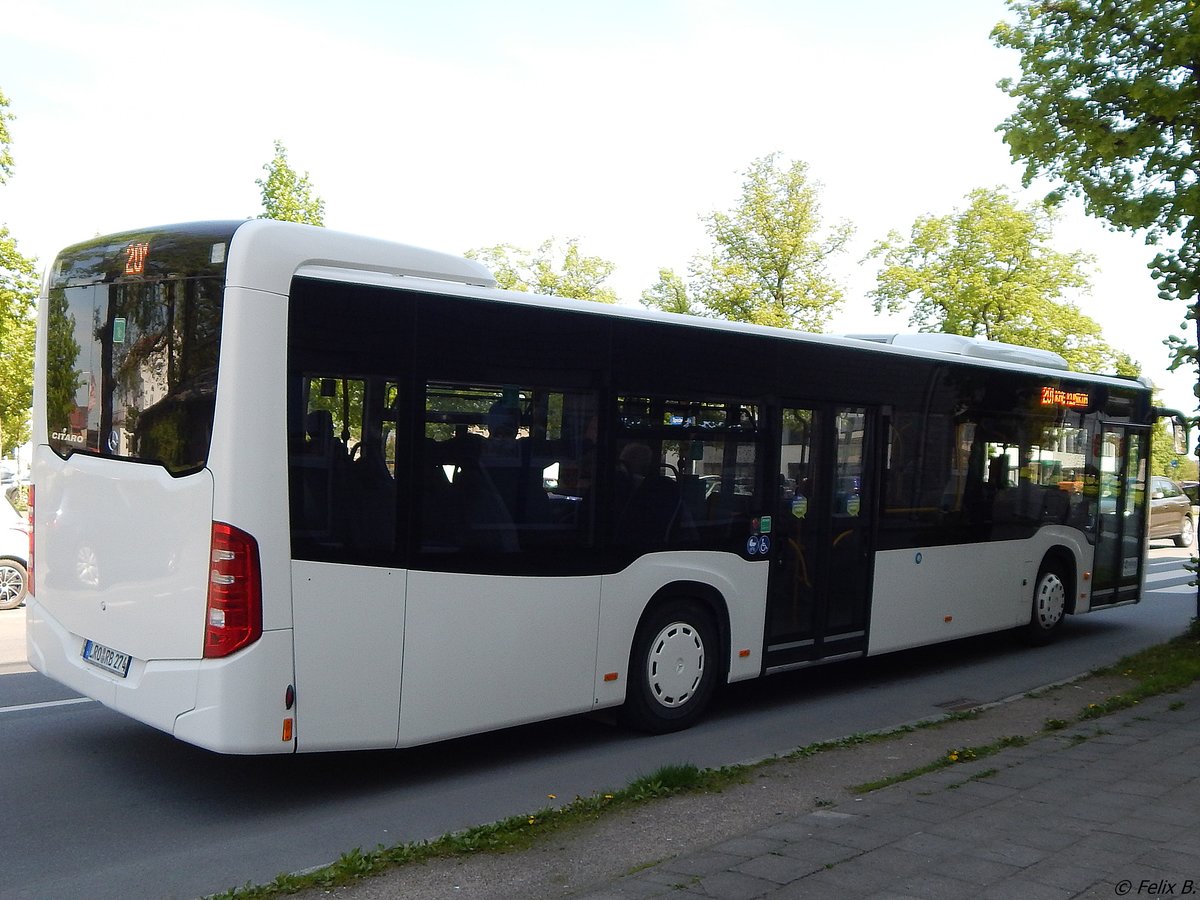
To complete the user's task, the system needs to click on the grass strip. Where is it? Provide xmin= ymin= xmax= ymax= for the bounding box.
xmin=848 ymin=734 xmax=1029 ymax=794
xmin=209 ymin=763 xmax=742 ymax=898
xmin=1080 ymin=618 xmax=1200 ymax=719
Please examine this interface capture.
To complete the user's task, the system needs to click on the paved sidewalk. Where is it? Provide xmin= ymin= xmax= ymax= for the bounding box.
xmin=578 ymin=684 xmax=1200 ymax=899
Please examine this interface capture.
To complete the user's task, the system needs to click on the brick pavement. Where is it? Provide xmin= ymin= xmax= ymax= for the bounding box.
xmin=578 ymin=683 xmax=1200 ymax=899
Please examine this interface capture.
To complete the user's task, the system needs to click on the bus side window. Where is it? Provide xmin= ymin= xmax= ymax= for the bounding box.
xmin=289 ymin=375 xmax=397 ymax=563
xmin=418 ymin=383 xmax=598 ymax=560
xmin=611 ymin=397 xmax=761 ymax=554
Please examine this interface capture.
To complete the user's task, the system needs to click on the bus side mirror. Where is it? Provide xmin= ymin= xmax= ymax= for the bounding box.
xmin=1156 ymin=408 xmax=1191 ymax=455
xmin=1173 ymin=416 xmax=1189 ymax=455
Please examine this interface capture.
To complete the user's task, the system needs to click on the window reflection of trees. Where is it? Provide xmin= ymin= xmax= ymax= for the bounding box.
xmin=44 ymin=287 xmax=81 ymax=437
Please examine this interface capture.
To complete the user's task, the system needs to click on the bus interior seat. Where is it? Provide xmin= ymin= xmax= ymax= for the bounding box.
xmin=345 ymin=441 xmax=396 ymax=552
xmin=426 ymin=436 xmax=519 ymax=552
xmin=1040 ymin=487 xmax=1070 ymax=524
xmin=306 ymin=409 xmax=337 ymax=456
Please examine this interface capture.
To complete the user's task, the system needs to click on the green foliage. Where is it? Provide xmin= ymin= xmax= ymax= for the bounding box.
xmin=0 ymin=228 xmax=37 ymax=450
xmin=626 ymin=763 xmax=705 ymax=799
xmin=1091 ymin=619 xmax=1200 ymax=712
xmin=993 ymin=0 xmax=1199 ymax=396
xmin=0 ymin=87 xmax=14 ymax=185
xmin=869 ymin=187 xmax=1137 ymax=375
xmin=640 ymin=267 xmax=699 ymax=315
xmin=256 ymin=139 xmax=325 ymax=226
xmin=642 ymin=153 xmax=852 ymax=331
xmin=0 ymin=88 xmax=37 ymax=452
xmin=466 ymin=238 xmax=619 ymax=304
xmin=41 ymin=268 xmax=82 ymax=439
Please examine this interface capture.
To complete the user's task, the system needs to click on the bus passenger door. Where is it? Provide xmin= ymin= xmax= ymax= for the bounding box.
xmin=1089 ymin=425 xmax=1148 ymax=607
xmin=766 ymin=405 xmax=875 ymax=670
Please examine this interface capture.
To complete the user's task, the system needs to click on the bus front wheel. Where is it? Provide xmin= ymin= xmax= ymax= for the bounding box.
xmin=622 ymin=600 xmax=719 ymax=734
xmin=1028 ymin=562 xmax=1068 ymax=646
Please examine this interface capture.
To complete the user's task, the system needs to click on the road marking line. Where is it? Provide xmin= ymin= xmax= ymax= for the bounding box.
xmin=0 ymin=697 xmax=95 ymax=715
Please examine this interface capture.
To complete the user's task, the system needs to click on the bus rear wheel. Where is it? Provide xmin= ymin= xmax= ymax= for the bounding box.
xmin=622 ymin=600 xmax=719 ymax=734
xmin=1028 ymin=562 xmax=1067 ymax=646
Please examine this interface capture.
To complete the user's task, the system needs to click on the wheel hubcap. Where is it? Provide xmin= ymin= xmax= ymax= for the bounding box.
xmin=646 ymin=621 xmax=705 ymax=708
xmin=1035 ymin=573 xmax=1066 ymax=629
xmin=0 ymin=566 xmax=21 ymax=603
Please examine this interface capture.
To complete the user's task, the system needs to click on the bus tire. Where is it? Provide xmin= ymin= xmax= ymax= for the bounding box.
xmin=1027 ymin=560 xmax=1068 ymax=646
xmin=621 ymin=599 xmax=719 ymax=734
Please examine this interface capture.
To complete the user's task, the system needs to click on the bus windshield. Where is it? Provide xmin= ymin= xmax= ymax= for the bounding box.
xmin=43 ymin=223 xmax=238 ymax=475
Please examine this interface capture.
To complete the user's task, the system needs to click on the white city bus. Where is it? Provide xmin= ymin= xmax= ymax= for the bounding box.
xmin=28 ymin=220 xmax=1165 ymax=754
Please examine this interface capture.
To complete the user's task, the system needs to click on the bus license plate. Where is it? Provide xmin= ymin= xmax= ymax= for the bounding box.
xmin=82 ymin=640 xmax=131 ymax=678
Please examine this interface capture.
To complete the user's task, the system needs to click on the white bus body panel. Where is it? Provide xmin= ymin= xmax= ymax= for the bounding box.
xmin=208 ymin=286 xmax=293 ymax=634
xmin=171 ymin=629 xmax=296 ymax=753
xmin=30 ymin=447 xmax=213 ymax=661
xmin=593 ymin=553 xmax=767 ymax=709
xmin=397 ymin=571 xmax=601 ymax=747
xmin=291 ymin=561 xmax=405 ymax=751
xmin=867 ymin=528 xmax=1092 ymax=656
xmin=224 ymin=219 xmax=495 ymax=295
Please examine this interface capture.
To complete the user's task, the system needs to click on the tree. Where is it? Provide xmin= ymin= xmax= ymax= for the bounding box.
xmin=0 ymin=86 xmax=14 ymax=184
xmin=256 ymin=139 xmax=325 ymax=225
xmin=640 ymin=268 xmax=699 ymax=316
xmin=992 ymin=1 xmax=1199 ymax=387
xmin=642 ymin=153 xmax=852 ymax=331
xmin=465 ymin=238 xmax=619 ymax=304
xmin=0 ymin=87 xmax=38 ymax=454
xmin=869 ymin=187 xmax=1138 ymax=375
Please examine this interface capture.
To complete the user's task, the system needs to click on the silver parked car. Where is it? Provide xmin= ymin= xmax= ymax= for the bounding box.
xmin=1148 ymin=475 xmax=1194 ymax=548
xmin=0 ymin=498 xmax=29 ymax=610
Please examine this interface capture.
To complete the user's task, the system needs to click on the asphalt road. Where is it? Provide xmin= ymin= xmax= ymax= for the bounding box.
xmin=1 ymin=544 xmax=1195 ymax=900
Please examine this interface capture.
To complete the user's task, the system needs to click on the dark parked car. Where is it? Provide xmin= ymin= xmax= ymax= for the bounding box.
xmin=1181 ymin=480 xmax=1199 ymax=505
xmin=1149 ymin=475 xmax=1194 ymax=548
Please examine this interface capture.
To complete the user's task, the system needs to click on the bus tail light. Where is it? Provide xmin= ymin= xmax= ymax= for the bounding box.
xmin=26 ymin=485 xmax=34 ymax=598
xmin=204 ymin=522 xmax=263 ymax=658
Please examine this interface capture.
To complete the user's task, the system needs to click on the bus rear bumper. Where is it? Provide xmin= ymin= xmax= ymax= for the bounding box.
xmin=26 ymin=599 xmax=296 ymax=754
xmin=26 ymin=597 xmax=200 ymax=737
xmin=172 ymin=631 xmax=296 ymax=754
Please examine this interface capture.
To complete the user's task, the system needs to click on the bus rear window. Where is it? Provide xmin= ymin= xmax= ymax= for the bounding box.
xmin=45 ymin=274 xmax=225 ymax=475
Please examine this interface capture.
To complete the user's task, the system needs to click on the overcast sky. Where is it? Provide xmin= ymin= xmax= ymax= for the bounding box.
xmin=3 ymin=0 xmax=1193 ymax=411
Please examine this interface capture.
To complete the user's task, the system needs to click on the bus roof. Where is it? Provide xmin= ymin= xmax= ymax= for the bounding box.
xmin=56 ymin=218 xmax=1150 ymax=395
